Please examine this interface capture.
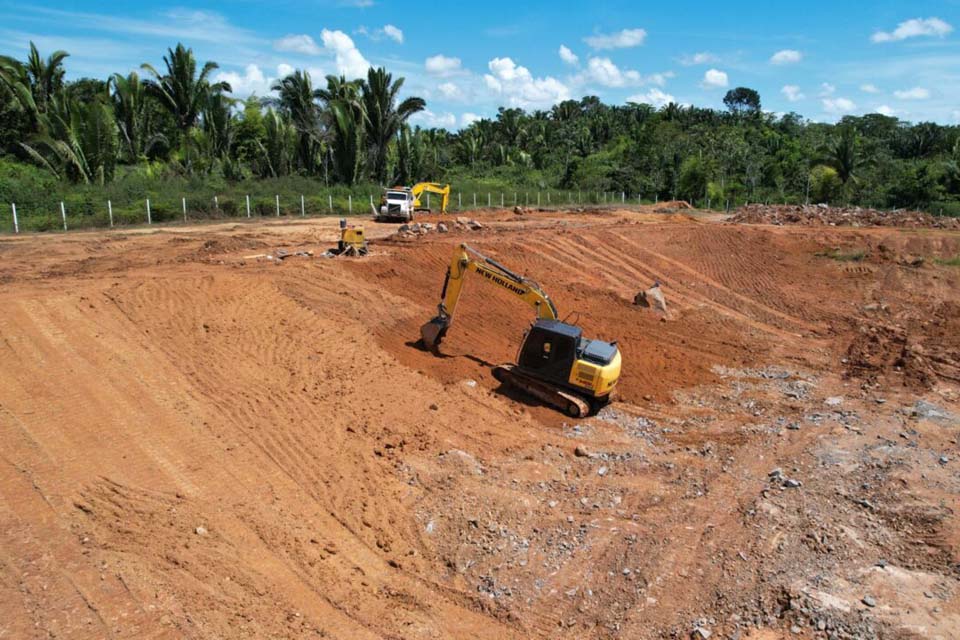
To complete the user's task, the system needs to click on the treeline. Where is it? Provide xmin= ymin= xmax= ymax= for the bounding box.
xmin=2 ymin=42 xmax=960 ymax=214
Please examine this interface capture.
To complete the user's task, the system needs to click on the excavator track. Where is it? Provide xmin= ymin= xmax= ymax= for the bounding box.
xmin=492 ymin=364 xmax=592 ymax=418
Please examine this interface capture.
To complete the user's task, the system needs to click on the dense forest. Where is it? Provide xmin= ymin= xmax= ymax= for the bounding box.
xmin=2 ymin=41 xmax=960 ymax=226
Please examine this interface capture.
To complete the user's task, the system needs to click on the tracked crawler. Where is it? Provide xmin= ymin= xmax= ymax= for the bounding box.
xmin=419 ymin=243 xmax=621 ymax=417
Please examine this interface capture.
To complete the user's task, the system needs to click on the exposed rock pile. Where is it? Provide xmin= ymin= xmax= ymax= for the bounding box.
xmin=393 ymin=218 xmax=483 ymax=240
xmin=729 ymin=203 xmax=959 ymax=229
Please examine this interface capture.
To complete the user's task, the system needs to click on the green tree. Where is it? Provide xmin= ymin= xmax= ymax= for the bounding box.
xmin=271 ymin=70 xmax=323 ymax=173
xmin=723 ymin=87 xmax=761 ymax=116
xmin=21 ymin=93 xmax=118 ymax=184
xmin=141 ymin=44 xmax=230 ymax=134
xmin=361 ymin=67 xmax=425 ymax=184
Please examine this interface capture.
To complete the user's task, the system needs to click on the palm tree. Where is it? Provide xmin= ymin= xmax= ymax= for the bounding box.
xmin=258 ymin=109 xmax=297 ymax=178
xmin=141 ymin=44 xmax=230 ymax=133
xmin=0 ymin=42 xmax=69 ymax=129
xmin=317 ymin=74 xmax=363 ymax=107
xmin=270 ymin=70 xmax=322 ymax=173
xmin=25 ymin=42 xmax=69 ymax=112
xmin=109 ymin=71 xmax=154 ymax=161
xmin=361 ymin=67 xmax=425 ymax=184
xmin=825 ymin=126 xmax=866 ymax=184
xmin=328 ymin=99 xmax=364 ymax=185
xmin=21 ymin=93 xmax=118 ymax=184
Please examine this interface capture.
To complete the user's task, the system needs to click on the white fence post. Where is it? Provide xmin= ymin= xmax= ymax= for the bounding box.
xmin=500 ymin=193 xmax=504 ymax=207
xmin=487 ymin=193 xmax=491 ymax=207
xmin=146 ymin=199 xmax=151 ymax=224
xmin=537 ymin=192 xmax=540 ymax=206
xmin=547 ymin=192 xmax=550 ymax=205
xmin=301 ymin=195 xmax=306 ymax=217
xmin=214 ymin=195 xmax=219 ymax=211
xmin=473 ymin=193 xmax=477 ymax=207
xmin=60 ymin=201 xmax=67 ymax=231
xmin=328 ymin=194 xmax=333 ymax=213
xmin=108 ymin=200 xmax=113 ymax=227
xmin=622 ymin=192 xmax=625 ymax=203
xmin=11 ymin=203 xmax=18 ymax=234
xmin=275 ymin=195 xmax=280 ymax=217
xmin=245 ymin=195 xmax=251 ymax=218
xmin=182 ymin=197 xmax=187 ymax=222
xmin=458 ymin=192 xmax=461 ymax=209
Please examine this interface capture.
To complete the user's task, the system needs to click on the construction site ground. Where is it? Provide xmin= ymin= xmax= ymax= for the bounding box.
xmin=1 ymin=205 xmax=958 ymax=639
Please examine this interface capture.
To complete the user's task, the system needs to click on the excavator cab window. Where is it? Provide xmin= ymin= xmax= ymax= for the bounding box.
xmin=519 ymin=324 xmax=578 ymax=385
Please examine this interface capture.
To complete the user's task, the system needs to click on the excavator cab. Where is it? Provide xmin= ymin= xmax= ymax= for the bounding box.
xmin=517 ymin=320 xmax=620 ymax=402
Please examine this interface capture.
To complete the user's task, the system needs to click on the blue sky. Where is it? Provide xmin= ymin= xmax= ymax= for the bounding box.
xmin=2 ymin=1 xmax=959 ymax=127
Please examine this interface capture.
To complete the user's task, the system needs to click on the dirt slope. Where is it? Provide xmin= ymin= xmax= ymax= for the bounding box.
xmin=0 ymin=208 xmax=958 ymax=639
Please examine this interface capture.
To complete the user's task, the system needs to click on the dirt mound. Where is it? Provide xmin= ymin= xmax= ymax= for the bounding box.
xmin=653 ymin=200 xmax=693 ymax=212
xmin=730 ymin=203 xmax=960 ymax=229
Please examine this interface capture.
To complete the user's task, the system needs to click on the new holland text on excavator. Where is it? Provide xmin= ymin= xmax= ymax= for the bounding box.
xmin=420 ymin=243 xmax=621 ymax=417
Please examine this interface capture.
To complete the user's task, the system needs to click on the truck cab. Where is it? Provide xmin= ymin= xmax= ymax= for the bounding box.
xmin=378 ymin=188 xmax=415 ymax=222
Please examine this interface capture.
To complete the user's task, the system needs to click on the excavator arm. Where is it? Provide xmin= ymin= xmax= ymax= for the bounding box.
xmin=411 ymin=182 xmax=450 ymax=213
xmin=420 ymin=243 xmax=558 ymax=349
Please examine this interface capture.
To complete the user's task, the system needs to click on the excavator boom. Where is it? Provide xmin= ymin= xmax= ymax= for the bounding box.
xmin=420 ymin=243 xmax=557 ymax=349
xmin=411 ymin=182 xmax=450 ymax=213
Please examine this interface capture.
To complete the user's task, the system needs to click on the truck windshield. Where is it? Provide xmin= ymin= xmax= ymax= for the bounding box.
xmin=386 ymin=191 xmax=407 ymax=200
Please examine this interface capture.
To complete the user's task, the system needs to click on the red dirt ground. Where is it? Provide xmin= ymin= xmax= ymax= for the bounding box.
xmin=1 ymin=207 xmax=958 ymax=639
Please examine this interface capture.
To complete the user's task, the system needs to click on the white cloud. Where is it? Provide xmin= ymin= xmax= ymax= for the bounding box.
xmin=781 ymin=85 xmax=804 ymax=102
xmin=680 ymin=52 xmax=718 ymax=66
xmin=646 ymin=72 xmax=673 ymax=87
xmin=274 ymin=34 xmax=322 ymax=55
xmin=584 ymin=57 xmax=642 ymax=87
xmin=893 ymin=86 xmax=930 ymax=100
xmin=875 ymin=105 xmax=896 ymax=116
xmin=321 ymin=29 xmax=371 ymax=78
xmin=483 ymin=57 xmax=570 ymax=108
xmin=860 ymin=83 xmax=880 ymax=94
xmin=425 ymin=54 xmax=462 ymax=76
xmin=357 ymin=24 xmax=404 ymax=43
xmin=626 ymin=88 xmax=674 ymax=107
xmin=438 ymin=82 xmax=459 ymax=99
xmin=461 ymin=112 xmax=482 ymax=126
xmin=383 ymin=24 xmax=403 ymax=43
xmin=770 ymin=49 xmax=802 ymax=65
xmin=558 ymin=44 xmax=579 ymax=66
xmin=872 ymin=17 xmax=953 ymax=43
xmin=215 ymin=64 xmax=273 ymax=97
xmin=822 ymin=97 xmax=856 ymax=114
xmin=701 ymin=68 xmax=728 ymax=88
xmin=584 ymin=28 xmax=647 ymax=50
xmin=277 ymin=63 xmax=295 ymax=78
xmin=819 ymin=82 xmax=836 ymax=97
xmin=411 ymin=108 xmax=456 ymax=129
xmin=953 ymin=110 xmax=960 ymax=124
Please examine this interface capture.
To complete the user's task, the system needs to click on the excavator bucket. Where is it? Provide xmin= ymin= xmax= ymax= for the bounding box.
xmin=419 ymin=316 xmax=450 ymax=351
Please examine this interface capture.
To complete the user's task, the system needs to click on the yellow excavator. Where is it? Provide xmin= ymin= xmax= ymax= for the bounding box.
xmin=420 ymin=243 xmax=621 ymax=417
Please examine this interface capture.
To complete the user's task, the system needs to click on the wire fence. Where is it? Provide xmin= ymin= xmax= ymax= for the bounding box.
xmin=3 ymin=188 xmax=954 ymax=235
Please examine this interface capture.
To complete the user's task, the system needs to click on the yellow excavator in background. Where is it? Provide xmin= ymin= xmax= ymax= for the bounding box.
xmin=420 ymin=243 xmax=621 ymax=417
xmin=412 ymin=182 xmax=449 ymax=213
xmin=377 ymin=182 xmax=450 ymax=221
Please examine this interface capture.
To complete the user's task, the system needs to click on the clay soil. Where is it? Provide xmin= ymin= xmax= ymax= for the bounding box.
xmin=1 ymin=207 xmax=958 ymax=639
